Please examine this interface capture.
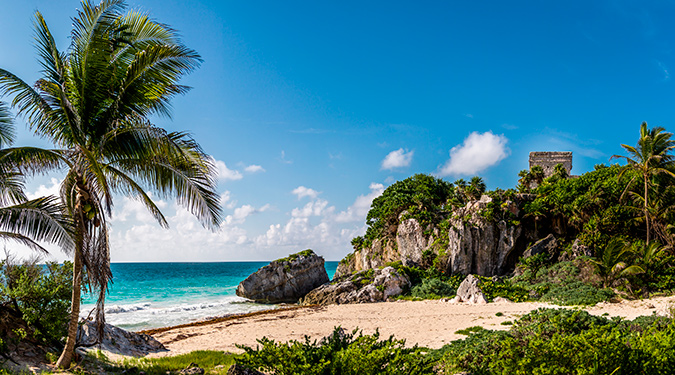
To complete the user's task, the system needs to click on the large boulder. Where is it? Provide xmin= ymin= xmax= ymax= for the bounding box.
xmin=451 ymin=274 xmax=487 ymax=304
xmin=301 ymin=266 xmax=409 ymax=305
xmin=77 ymin=320 xmax=166 ymax=357
xmin=523 ymin=234 xmax=557 ymax=260
xmin=236 ymin=249 xmax=329 ymax=303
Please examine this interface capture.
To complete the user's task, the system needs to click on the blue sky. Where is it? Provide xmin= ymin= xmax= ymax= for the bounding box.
xmin=1 ymin=0 xmax=674 ymax=262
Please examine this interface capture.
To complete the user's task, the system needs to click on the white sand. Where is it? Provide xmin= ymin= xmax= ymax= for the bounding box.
xmin=146 ymin=295 xmax=675 ymax=356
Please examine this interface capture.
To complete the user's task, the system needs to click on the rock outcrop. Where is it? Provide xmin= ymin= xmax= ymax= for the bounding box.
xmin=523 ymin=233 xmax=558 ymax=260
xmin=301 ymin=266 xmax=409 ymax=305
xmin=445 ymin=195 xmax=522 ymax=275
xmin=336 ymin=195 xmax=527 ymax=278
xmin=237 ymin=249 xmax=329 ymax=303
xmin=450 ymin=274 xmax=487 ymax=304
xmin=77 ymin=320 xmax=166 ymax=357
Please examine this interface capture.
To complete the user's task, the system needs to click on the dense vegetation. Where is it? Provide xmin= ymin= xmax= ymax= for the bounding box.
xmin=0 ymin=257 xmax=73 ymax=355
xmin=236 ymin=327 xmax=435 ymax=375
xmin=439 ymin=308 xmax=675 ymax=375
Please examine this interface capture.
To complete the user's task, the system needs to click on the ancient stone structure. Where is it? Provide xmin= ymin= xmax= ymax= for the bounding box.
xmin=529 ymin=151 xmax=573 ymax=177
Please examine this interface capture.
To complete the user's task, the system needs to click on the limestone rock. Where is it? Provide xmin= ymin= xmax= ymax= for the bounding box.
xmin=302 ymin=266 xmax=409 ymax=305
xmin=447 ymin=201 xmax=522 ymax=276
xmin=336 ymin=195 xmax=526 ymax=278
xmin=77 ymin=320 xmax=166 ymax=357
xmin=178 ymin=364 xmax=204 ymax=375
xmin=454 ymin=275 xmax=487 ymax=304
xmin=396 ymin=217 xmax=430 ymax=267
xmin=523 ymin=234 xmax=557 ymax=259
xmin=236 ymin=250 xmax=329 ymax=303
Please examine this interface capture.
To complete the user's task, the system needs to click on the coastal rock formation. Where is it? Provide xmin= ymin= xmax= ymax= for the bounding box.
xmin=77 ymin=320 xmax=166 ymax=357
xmin=336 ymin=195 xmax=526 ymax=278
xmin=445 ymin=195 xmax=522 ymax=275
xmin=236 ymin=249 xmax=329 ymax=303
xmin=451 ymin=275 xmax=487 ymax=304
xmin=301 ymin=266 xmax=409 ymax=305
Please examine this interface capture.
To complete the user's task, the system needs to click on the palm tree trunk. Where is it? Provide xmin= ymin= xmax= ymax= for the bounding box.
xmin=56 ymin=246 xmax=82 ymax=368
xmin=645 ymin=175 xmax=650 ymax=245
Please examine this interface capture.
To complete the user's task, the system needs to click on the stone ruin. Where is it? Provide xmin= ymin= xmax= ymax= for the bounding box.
xmin=529 ymin=151 xmax=572 ymax=178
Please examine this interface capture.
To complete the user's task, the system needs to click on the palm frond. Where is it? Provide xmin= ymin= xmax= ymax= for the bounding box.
xmin=0 ymin=196 xmax=74 ymax=252
xmin=104 ymin=164 xmax=168 ymax=228
xmin=0 ymin=102 xmax=16 ymax=148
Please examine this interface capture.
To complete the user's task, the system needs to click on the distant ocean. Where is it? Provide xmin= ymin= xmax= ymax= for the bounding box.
xmin=80 ymin=262 xmax=338 ymax=331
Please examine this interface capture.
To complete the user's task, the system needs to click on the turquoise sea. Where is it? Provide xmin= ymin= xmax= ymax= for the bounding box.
xmin=80 ymin=262 xmax=338 ymax=331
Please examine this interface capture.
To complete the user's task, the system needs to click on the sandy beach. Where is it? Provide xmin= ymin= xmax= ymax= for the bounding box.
xmin=146 ymin=295 xmax=675 ymax=356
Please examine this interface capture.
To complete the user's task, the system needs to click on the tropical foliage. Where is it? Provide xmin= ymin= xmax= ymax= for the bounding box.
xmin=613 ymin=122 xmax=675 ymax=245
xmin=236 ymin=327 xmax=436 ymax=375
xmin=0 ymin=256 xmax=74 ymax=348
xmin=0 ymin=0 xmax=222 ymax=367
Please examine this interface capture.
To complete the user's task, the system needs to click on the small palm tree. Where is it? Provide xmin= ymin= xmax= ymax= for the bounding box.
xmin=612 ymin=122 xmax=675 ymax=245
xmin=591 ymin=239 xmax=643 ymax=288
xmin=0 ymin=1 xmax=222 ymax=367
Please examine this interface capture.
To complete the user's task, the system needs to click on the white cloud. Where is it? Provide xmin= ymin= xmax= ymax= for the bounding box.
xmin=438 ymin=131 xmax=509 ymax=176
xmin=335 ymin=183 xmax=385 ymax=223
xmin=280 ymin=150 xmax=293 ymax=164
xmin=111 ymin=194 xmax=168 ymax=224
xmin=215 ymin=160 xmax=243 ymax=181
xmin=244 ymin=165 xmax=265 ymax=173
xmin=26 ymin=178 xmax=61 ymax=200
xmin=292 ymin=186 xmax=320 ymax=200
xmin=220 ymin=191 xmax=237 ymax=209
xmin=657 ymin=60 xmax=670 ymax=81
xmin=224 ymin=204 xmax=271 ymax=224
xmin=465 ymin=113 xmax=474 ymax=119
xmin=381 ymin=148 xmax=414 ymax=170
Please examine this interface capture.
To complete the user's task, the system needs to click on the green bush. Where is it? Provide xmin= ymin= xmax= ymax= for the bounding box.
xmin=439 ymin=308 xmax=675 ymax=375
xmin=540 ymin=280 xmax=615 ymax=306
xmin=236 ymin=327 xmax=436 ymax=375
xmin=477 ymin=276 xmax=529 ymax=303
xmin=0 ymin=258 xmax=73 ymax=346
xmin=410 ymin=278 xmax=456 ymax=299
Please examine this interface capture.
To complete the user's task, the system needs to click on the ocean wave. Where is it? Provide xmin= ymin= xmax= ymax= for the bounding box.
xmin=82 ymin=296 xmax=272 ymax=331
xmin=106 ymin=302 xmax=152 ymax=314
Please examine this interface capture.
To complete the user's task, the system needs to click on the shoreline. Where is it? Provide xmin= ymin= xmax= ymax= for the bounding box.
xmin=144 ymin=295 xmax=675 ymax=357
xmin=139 ymin=304 xmax=321 ymax=335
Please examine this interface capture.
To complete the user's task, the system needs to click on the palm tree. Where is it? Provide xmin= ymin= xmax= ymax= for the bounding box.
xmin=0 ymin=1 xmax=222 ymax=367
xmin=591 ymin=238 xmax=643 ymax=288
xmin=612 ymin=122 xmax=675 ymax=245
xmin=0 ymin=102 xmax=72 ymax=253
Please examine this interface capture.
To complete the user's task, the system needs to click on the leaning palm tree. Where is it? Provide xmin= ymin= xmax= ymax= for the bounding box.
xmin=0 ymin=102 xmax=72 ymax=254
xmin=0 ymin=1 xmax=222 ymax=367
xmin=612 ymin=122 xmax=675 ymax=245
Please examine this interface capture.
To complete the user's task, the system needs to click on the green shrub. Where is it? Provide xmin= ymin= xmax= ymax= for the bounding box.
xmin=410 ymin=278 xmax=456 ymax=299
xmin=0 ymin=258 xmax=73 ymax=346
xmin=477 ymin=277 xmax=529 ymax=302
xmin=236 ymin=327 xmax=436 ymax=375
xmin=439 ymin=308 xmax=675 ymax=375
xmin=540 ymin=280 xmax=615 ymax=306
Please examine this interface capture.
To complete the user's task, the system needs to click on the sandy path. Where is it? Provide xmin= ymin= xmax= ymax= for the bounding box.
xmin=147 ymin=296 xmax=675 ymax=356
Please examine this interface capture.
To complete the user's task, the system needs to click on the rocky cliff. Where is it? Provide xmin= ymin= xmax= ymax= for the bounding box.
xmin=336 ymin=194 xmax=534 ymax=279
